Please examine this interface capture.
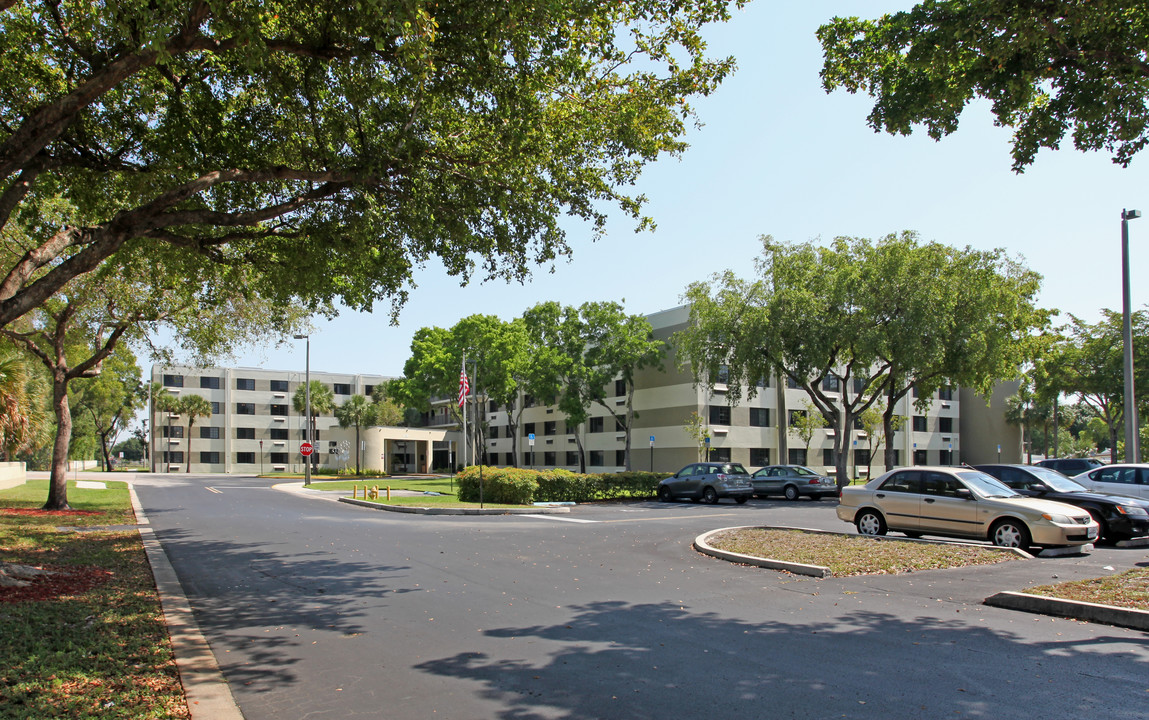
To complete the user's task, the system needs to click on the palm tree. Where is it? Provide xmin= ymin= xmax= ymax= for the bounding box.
xmin=334 ymin=394 xmax=377 ymax=475
xmin=0 ymin=347 xmax=49 ymax=460
xmin=293 ymin=380 xmax=335 ymax=468
xmin=176 ymin=394 xmax=213 ymax=473
xmin=151 ymin=385 xmax=178 ymax=469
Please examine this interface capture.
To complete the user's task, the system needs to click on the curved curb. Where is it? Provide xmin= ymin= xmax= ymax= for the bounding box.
xmin=337 ymin=496 xmax=571 ymax=515
xmin=694 ymin=526 xmax=832 ymax=578
xmin=984 ymin=591 xmax=1149 ymax=632
xmin=128 ymin=484 xmax=245 ymax=720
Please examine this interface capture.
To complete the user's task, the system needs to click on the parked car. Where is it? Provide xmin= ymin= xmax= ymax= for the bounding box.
xmin=1034 ymin=457 xmax=1104 ymax=476
xmin=975 ymin=464 xmax=1149 ymax=542
xmin=1071 ymin=463 xmax=1149 ymax=501
xmin=658 ymin=462 xmax=754 ymax=504
xmin=750 ymin=465 xmax=837 ymax=501
xmin=836 ymin=466 xmax=1098 ymax=550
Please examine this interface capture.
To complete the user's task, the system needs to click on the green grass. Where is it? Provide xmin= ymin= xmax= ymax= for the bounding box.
xmin=1027 ymin=568 xmax=1149 ymax=611
xmin=0 ymin=480 xmax=187 ymax=719
xmin=707 ymin=528 xmax=1020 ymax=577
xmin=307 ymin=477 xmax=524 ymax=508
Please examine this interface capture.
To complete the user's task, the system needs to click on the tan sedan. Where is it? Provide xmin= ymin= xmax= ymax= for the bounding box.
xmin=837 ymin=466 xmax=1099 ymax=551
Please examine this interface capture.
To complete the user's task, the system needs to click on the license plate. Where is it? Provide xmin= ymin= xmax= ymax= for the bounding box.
xmin=1087 ymin=528 xmax=1098 ymax=539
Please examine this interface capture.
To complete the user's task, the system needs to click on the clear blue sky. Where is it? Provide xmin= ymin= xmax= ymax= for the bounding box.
xmin=222 ymin=2 xmax=1149 ymax=379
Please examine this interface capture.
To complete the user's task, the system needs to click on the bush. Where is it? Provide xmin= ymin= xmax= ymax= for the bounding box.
xmin=456 ymin=466 xmax=538 ymax=504
xmin=455 ymin=466 xmax=672 ymax=504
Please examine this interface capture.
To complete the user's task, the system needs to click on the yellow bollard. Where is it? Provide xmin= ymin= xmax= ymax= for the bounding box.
xmin=386 ymin=486 xmax=391 ymax=501
xmin=352 ymin=485 xmax=358 ymax=499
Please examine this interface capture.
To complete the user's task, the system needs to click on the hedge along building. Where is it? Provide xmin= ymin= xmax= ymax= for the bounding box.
xmin=148 ymin=365 xmax=449 ymax=475
xmin=443 ymin=305 xmax=1019 ymax=478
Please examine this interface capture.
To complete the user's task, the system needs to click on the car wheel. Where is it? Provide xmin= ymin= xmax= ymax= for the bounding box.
xmin=735 ymin=496 xmax=749 ymax=505
xmin=783 ymin=485 xmax=799 ymax=501
xmin=657 ymin=485 xmax=673 ymax=503
xmin=855 ymin=510 xmax=887 ymax=536
xmin=702 ymin=486 xmax=719 ymax=504
xmin=991 ymin=519 xmax=1031 ymax=550
xmin=1087 ymin=510 xmax=1110 ymax=544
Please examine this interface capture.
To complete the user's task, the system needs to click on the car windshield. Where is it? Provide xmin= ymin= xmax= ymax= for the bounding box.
xmin=1028 ymin=466 xmax=1089 ymax=492
xmin=790 ymin=466 xmax=819 ymax=476
xmin=954 ymin=471 xmax=1019 ymax=498
xmin=720 ymin=464 xmax=749 ymax=475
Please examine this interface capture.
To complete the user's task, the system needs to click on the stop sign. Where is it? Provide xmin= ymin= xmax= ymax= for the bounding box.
xmin=300 ymin=442 xmax=314 ymax=456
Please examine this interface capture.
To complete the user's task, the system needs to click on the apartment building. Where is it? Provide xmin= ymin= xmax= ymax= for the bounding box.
xmin=455 ymin=305 xmax=1018 ymax=478
xmin=148 ymin=365 xmax=447 ymax=475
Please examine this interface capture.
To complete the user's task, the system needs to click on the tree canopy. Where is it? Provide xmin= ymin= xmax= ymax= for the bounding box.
xmin=818 ymin=1 xmax=1149 ymax=171
xmin=0 ymin=0 xmax=741 ymax=328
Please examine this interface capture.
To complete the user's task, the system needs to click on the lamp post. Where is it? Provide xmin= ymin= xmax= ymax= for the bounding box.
xmin=294 ymin=334 xmax=311 ymax=485
xmin=1123 ymin=209 xmax=1141 ymax=463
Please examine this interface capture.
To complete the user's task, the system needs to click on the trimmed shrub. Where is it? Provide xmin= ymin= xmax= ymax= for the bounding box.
xmin=456 ymin=466 xmax=538 ymax=504
xmin=454 ymin=467 xmax=673 ymax=504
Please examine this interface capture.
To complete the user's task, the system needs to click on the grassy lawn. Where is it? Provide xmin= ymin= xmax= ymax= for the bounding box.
xmin=304 ymin=477 xmax=525 ymax=508
xmin=707 ymin=528 xmax=1021 ymax=577
xmin=0 ymin=480 xmax=187 ymax=719
xmin=1027 ymin=568 xmax=1149 ymax=611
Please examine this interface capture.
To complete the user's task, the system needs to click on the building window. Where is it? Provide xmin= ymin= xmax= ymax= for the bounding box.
xmin=489 ymin=400 xmax=498 ymax=413
xmin=161 ymin=425 xmax=184 ymax=438
xmin=199 ymin=451 xmax=220 ymax=464
xmin=163 ymin=374 xmax=183 ymax=388
xmin=938 ymin=386 xmax=954 ymax=401
xmin=333 ymin=383 xmax=351 ymax=395
xmin=750 ymin=448 xmax=770 ymax=466
xmin=589 ymin=450 xmax=604 ymax=466
xmin=914 ymin=449 xmax=928 ymax=465
xmin=913 ymin=416 xmax=928 ymax=432
xmin=200 ymin=376 xmax=221 ymax=389
xmin=938 ymin=416 xmax=953 ymax=433
xmin=236 ymin=427 xmax=255 ymax=440
xmin=524 ymin=395 xmax=535 ymax=408
xmin=709 ymin=405 xmax=731 ymax=426
xmin=270 ymin=379 xmax=289 ymax=392
xmin=891 ymin=449 xmax=901 ymax=466
xmin=164 ymin=451 xmax=184 ymax=464
xmin=749 ymin=408 xmax=770 ymax=427
xmin=565 ymin=451 xmax=579 ymax=466
xmin=821 ymin=376 xmax=840 ymax=392
xmin=589 ymin=417 xmax=604 ymax=433
xmin=489 ymin=426 xmax=499 ymax=439
xmin=615 ymin=449 xmax=625 ymax=466
xmin=210 ymin=401 xmax=221 ymax=414
xmin=236 ymin=452 xmax=255 ymax=464
xmin=270 ymin=404 xmax=288 ymax=416
xmin=544 ymin=451 xmax=556 ymax=466
xmin=269 ymin=452 xmax=288 ymax=464
xmin=756 ymin=375 xmax=770 ymax=389
xmin=823 ymin=448 xmax=834 ymax=466
xmin=236 ymin=378 xmax=255 ymax=391
xmin=711 ymin=447 xmax=731 ymax=462
xmin=939 ymin=449 xmax=954 ymax=465
xmin=713 ymin=364 xmax=730 ymax=385
xmin=853 ymin=415 xmax=865 ymax=430
xmin=501 ymin=452 xmax=512 ymax=466
xmin=200 ymin=426 xmax=220 ymax=439
xmin=524 ymin=422 xmax=536 ymax=436
xmin=270 ymin=428 xmax=288 ymax=440
xmin=544 ymin=421 xmax=557 ymax=436
xmin=615 ymin=378 xmax=627 ymax=396
xmin=912 ymin=384 xmax=921 ymax=398
xmin=788 ymin=448 xmax=807 ymax=465
xmin=853 ymin=377 xmax=867 ymax=394
xmin=236 ymin=403 xmax=255 ymax=415
xmin=787 ymin=376 xmax=802 ymax=389
xmin=788 ymin=409 xmax=807 ymax=425
xmin=854 ymin=449 xmax=868 ymax=467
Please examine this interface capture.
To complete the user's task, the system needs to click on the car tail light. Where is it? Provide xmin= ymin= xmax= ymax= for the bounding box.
xmin=808 ymin=479 xmax=819 ymax=485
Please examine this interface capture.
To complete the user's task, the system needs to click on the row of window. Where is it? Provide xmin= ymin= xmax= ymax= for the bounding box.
xmin=161 ymin=426 xmax=319 ymax=441
xmin=162 ymin=374 xmax=368 ymax=396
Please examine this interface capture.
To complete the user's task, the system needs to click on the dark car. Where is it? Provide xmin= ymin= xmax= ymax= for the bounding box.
xmin=750 ymin=465 xmax=838 ymax=501
xmin=1034 ymin=457 xmax=1104 ymax=476
xmin=658 ymin=462 xmax=754 ymax=504
xmin=975 ymin=464 xmax=1149 ymax=542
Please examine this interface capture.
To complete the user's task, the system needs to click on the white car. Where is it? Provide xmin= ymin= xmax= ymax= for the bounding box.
xmin=1071 ymin=463 xmax=1149 ymax=501
xmin=836 ymin=466 xmax=1098 ymax=550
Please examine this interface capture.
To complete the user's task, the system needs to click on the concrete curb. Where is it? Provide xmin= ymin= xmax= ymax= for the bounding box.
xmin=336 ymin=496 xmax=572 ymax=515
xmin=984 ymin=591 xmax=1149 ymax=632
xmin=694 ymin=526 xmax=833 ymax=578
xmin=129 ymin=484 xmax=245 ymax=720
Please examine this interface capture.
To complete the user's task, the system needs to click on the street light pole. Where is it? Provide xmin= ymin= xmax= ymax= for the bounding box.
xmin=1123 ymin=209 xmax=1141 ymax=463
xmin=294 ymin=334 xmax=311 ymax=485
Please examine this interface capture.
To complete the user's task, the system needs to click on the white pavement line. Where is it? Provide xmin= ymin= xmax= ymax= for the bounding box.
xmin=128 ymin=484 xmax=245 ymax=720
xmin=205 ymin=487 xmax=223 ymax=494
xmin=517 ymin=514 xmax=600 ymax=523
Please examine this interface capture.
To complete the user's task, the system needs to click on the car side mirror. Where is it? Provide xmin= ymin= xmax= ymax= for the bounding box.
xmin=955 ymin=488 xmax=972 ymax=500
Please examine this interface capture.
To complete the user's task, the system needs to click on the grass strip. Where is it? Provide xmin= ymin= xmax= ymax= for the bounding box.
xmin=707 ymin=528 xmax=1019 ymax=577
xmin=1026 ymin=568 xmax=1149 ymax=611
xmin=0 ymin=480 xmax=188 ymax=719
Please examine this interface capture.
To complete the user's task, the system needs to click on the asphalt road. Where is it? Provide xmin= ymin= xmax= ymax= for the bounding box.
xmin=133 ymin=474 xmax=1149 ymax=720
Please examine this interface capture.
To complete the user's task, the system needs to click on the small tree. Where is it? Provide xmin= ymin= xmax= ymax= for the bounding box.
xmin=177 ymin=394 xmax=213 ymax=473
xmin=790 ymin=401 xmax=828 ymax=468
xmin=859 ymin=405 xmax=902 ymax=480
xmin=335 ymin=395 xmax=377 ymax=476
xmin=683 ymin=411 xmax=711 ymax=462
xmin=293 ymin=380 xmax=335 ymax=467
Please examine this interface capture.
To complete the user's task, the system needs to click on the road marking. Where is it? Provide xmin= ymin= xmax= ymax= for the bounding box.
xmin=205 ymin=486 xmax=223 ymax=494
xmin=517 ymin=514 xmax=600 ymax=523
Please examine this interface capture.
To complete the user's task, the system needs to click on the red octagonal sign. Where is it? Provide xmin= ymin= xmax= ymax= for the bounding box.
xmin=300 ymin=442 xmax=314 ymax=457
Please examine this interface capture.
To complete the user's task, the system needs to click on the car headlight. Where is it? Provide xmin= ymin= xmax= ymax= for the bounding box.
xmin=1116 ymin=505 xmax=1149 ymax=516
xmin=1041 ymin=512 xmax=1073 ymax=525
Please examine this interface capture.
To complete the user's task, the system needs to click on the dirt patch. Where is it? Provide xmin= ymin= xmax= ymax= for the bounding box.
xmin=0 ymin=564 xmax=113 ymax=603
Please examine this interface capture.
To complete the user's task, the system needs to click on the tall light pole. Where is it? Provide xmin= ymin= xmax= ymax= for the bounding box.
xmin=294 ymin=334 xmax=311 ymax=485
xmin=1122 ymin=209 xmax=1141 ymax=463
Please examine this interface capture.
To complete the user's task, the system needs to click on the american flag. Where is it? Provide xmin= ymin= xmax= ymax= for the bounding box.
xmin=458 ymin=369 xmax=470 ymax=407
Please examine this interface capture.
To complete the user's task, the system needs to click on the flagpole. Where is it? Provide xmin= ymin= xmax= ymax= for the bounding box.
xmin=461 ymin=352 xmax=468 ymax=469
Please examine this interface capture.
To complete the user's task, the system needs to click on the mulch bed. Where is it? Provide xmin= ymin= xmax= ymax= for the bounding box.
xmin=0 ymin=564 xmax=114 ymax=603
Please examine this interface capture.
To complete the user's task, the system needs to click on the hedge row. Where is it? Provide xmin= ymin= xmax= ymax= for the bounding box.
xmin=455 ymin=467 xmax=672 ymax=504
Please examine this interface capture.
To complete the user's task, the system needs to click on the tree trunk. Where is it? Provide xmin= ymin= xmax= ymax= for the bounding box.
xmin=44 ymin=376 xmax=72 ymax=510
xmin=575 ymin=431 xmax=586 ymax=473
xmin=623 ymin=386 xmax=635 ymax=471
xmin=185 ymin=420 xmax=194 ymax=473
xmin=355 ymin=425 xmax=361 ymax=475
xmin=775 ymin=376 xmax=788 ymax=463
